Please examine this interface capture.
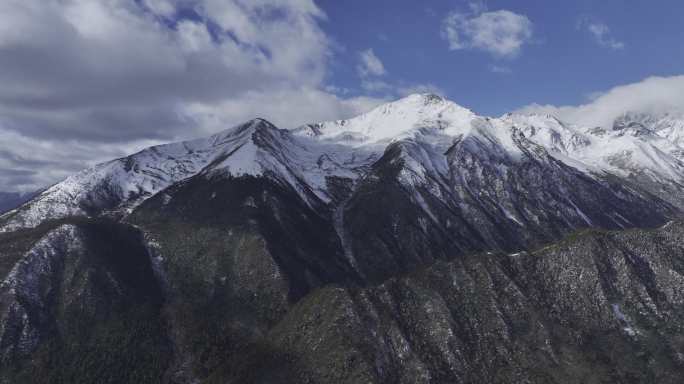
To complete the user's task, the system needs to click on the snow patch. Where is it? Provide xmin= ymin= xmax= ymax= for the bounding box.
xmin=611 ymin=303 xmax=638 ymax=337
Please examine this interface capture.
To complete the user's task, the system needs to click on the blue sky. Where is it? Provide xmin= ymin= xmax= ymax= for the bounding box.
xmin=318 ymin=0 xmax=684 ymax=115
xmin=0 ymin=0 xmax=683 ymax=191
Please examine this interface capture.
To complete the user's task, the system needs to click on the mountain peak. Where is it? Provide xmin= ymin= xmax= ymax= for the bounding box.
xmin=210 ymin=118 xmax=277 ymax=142
xmin=297 ymin=94 xmax=477 ymax=144
xmin=400 ymin=92 xmax=447 ymax=105
xmin=388 ymin=93 xmax=471 ymax=113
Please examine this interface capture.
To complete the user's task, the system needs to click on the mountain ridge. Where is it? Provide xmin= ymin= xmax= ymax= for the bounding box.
xmin=4 ymin=93 xmax=684 ymax=233
xmin=3 ymin=93 xmax=684 ymax=383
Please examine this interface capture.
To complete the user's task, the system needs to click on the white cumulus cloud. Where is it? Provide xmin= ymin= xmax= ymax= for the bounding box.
xmin=441 ymin=8 xmax=533 ymax=58
xmin=577 ymin=17 xmax=625 ymax=50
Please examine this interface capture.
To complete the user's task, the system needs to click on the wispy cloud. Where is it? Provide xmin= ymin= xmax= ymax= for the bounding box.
xmin=355 ymin=46 xmax=442 ymax=99
xmin=357 ymin=49 xmax=387 ymax=77
xmin=467 ymin=0 xmax=487 ymax=14
xmin=489 ymin=64 xmax=512 ymax=74
xmin=577 ymin=17 xmax=625 ymax=50
xmin=361 ymin=79 xmax=392 ymax=93
xmin=441 ymin=6 xmax=533 ymax=58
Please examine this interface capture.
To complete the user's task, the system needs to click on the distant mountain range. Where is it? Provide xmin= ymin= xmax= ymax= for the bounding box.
xmin=2 ymin=94 xmax=684 ymax=383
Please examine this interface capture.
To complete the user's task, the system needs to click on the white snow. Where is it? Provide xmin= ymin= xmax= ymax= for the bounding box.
xmin=298 ymin=94 xmax=684 ymax=189
xmin=295 ymin=94 xmax=477 ymax=145
xmin=660 ymin=220 xmax=674 ymax=229
xmin=500 ymin=205 xmax=523 ymax=226
xmin=4 ymin=93 xmax=684 ymax=232
xmin=0 ymin=118 xmax=377 ymax=231
xmin=611 ymin=303 xmax=638 ymax=337
xmin=568 ymin=200 xmax=593 ymax=226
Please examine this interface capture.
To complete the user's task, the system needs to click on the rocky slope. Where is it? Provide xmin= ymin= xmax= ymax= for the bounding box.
xmin=0 ymin=219 xmax=170 ymax=383
xmin=225 ymin=220 xmax=684 ymax=384
xmin=2 ymin=94 xmax=684 ymax=383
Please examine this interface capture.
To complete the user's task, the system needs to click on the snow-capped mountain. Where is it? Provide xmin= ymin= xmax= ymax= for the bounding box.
xmin=0 ymin=119 xmax=375 ymax=232
xmin=614 ymin=112 xmax=684 ymax=146
xmin=5 ymin=94 xmax=684 ymax=383
xmin=3 ymin=93 xmax=684 ymax=234
xmin=297 ymin=94 xmax=684 ymax=187
xmin=293 ymin=93 xmax=477 ymax=144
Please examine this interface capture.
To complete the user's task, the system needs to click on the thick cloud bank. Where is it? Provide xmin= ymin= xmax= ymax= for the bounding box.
xmin=0 ymin=0 xmax=384 ymax=191
xmin=518 ymin=75 xmax=684 ymax=127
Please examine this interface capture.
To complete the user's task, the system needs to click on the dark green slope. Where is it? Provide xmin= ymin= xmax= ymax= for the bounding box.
xmin=127 ymin=169 xmax=684 ymax=383
xmin=220 ymin=223 xmax=684 ymax=384
xmin=126 ymin=174 xmax=360 ymax=382
xmin=0 ymin=219 xmax=171 ymax=384
xmin=1 ymin=168 xmax=684 ymax=383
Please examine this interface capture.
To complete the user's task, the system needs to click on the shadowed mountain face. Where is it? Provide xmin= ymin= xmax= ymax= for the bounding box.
xmin=0 ymin=219 xmax=170 ymax=383
xmin=226 ymin=221 xmax=684 ymax=384
xmin=2 ymin=95 xmax=684 ymax=383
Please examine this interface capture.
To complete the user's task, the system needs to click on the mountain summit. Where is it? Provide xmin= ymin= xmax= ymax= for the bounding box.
xmin=294 ymin=93 xmax=477 ymax=143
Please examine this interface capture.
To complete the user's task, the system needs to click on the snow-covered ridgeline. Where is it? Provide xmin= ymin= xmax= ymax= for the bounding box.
xmin=0 ymin=119 xmax=376 ymax=232
xmin=3 ymin=93 xmax=684 ymax=232
xmin=295 ymin=93 xmax=684 ymax=184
